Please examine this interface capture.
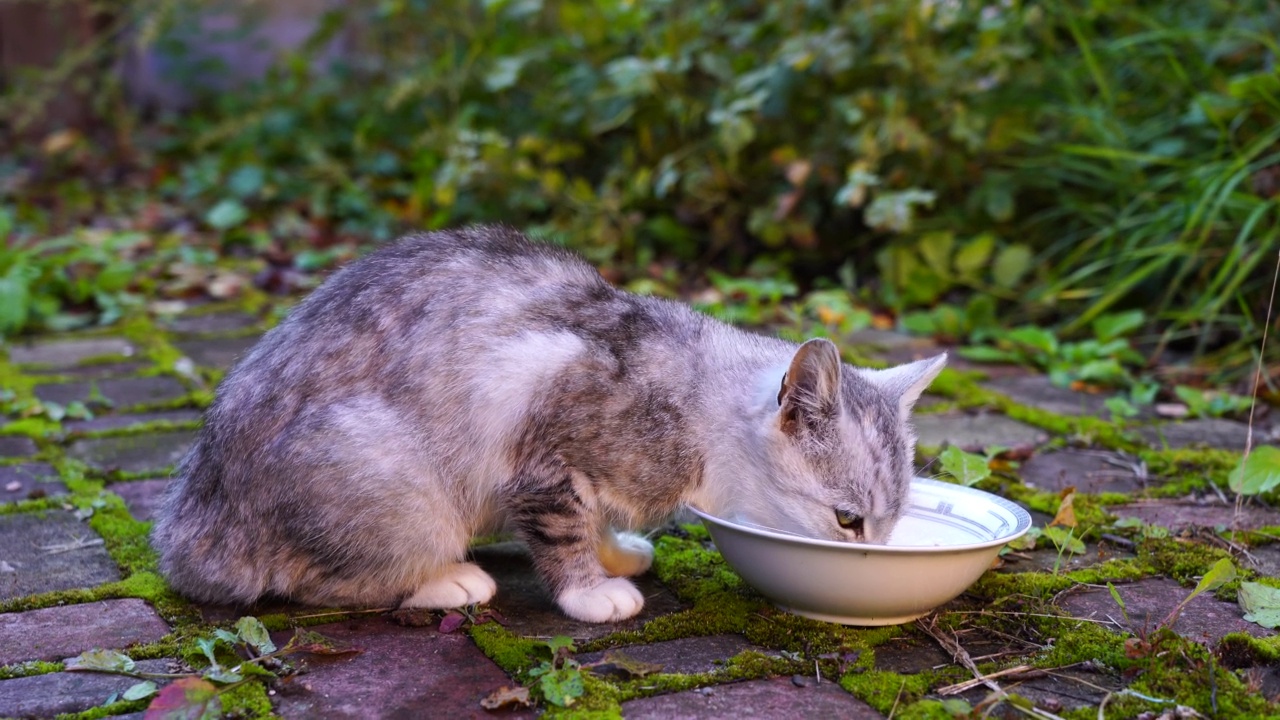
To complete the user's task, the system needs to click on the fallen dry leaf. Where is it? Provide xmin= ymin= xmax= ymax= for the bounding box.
xmin=479 ymin=685 xmax=532 ymax=710
xmin=389 ymin=607 xmax=436 ymax=627
xmin=438 ymin=611 xmax=467 ymax=634
xmin=1050 ymin=488 xmax=1077 ymax=528
xmin=5 ymin=481 xmax=21 ymax=492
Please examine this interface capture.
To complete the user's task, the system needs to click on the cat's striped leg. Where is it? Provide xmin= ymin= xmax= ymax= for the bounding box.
xmin=508 ymin=472 xmax=644 ymax=623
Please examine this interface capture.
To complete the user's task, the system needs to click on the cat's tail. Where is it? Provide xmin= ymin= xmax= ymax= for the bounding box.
xmin=151 ymin=440 xmax=268 ymax=606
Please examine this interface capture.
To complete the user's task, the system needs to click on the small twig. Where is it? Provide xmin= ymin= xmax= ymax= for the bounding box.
xmin=289 ymin=607 xmax=392 ymax=621
xmin=1099 ymin=533 xmax=1135 ymax=549
xmin=37 ymin=536 xmax=105 ymax=554
xmin=887 ymin=678 xmax=906 ymax=720
xmin=935 ymin=664 xmax=1038 ymax=695
xmin=1238 ymin=247 xmax=1280 ymax=522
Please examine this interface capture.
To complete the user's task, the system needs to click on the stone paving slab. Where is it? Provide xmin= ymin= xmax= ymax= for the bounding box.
xmin=470 ymin=541 xmax=685 ymax=641
xmin=106 ymin=479 xmax=171 ymax=522
xmin=0 ymin=599 xmax=170 ymax=665
xmin=164 ymin=311 xmax=259 ymax=335
xmin=954 ymin=666 xmax=1120 ymax=713
xmin=620 ymin=676 xmax=882 ymax=719
xmin=174 ymin=336 xmax=261 ymax=370
xmin=1058 ymin=577 xmax=1272 ymax=645
xmin=25 ymin=361 xmax=150 ymax=381
xmin=1138 ymin=418 xmax=1259 ymax=450
xmin=0 ymin=464 xmax=66 ymax=506
xmin=914 ymin=412 xmax=1049 ymax=452
xmin=578 ymin=634 xmax=776 ymax=676
xmin=267 ymin=616 xmax=533 ymax=719
xmin=0 ymin=511 xmax=119 ymax=600
xmin=34 ymin=376 xmax=189 ymax=409
xmin=66 ymin=430 xmax=197 ymax=474
xmin=1017 ymin=449 xmax=1146 ymax=494
xmin=984 ymin=376 xmax=1118 ymax=418
xmin=0 ymin=659 xmax=172 ymax=719
xmin=6 ymin=338 xmax=136 ymax=367
xmin=999 ymin=542 xmax=1136 ymax=575
xmin=1111 ymin=500 xmax=1280 ymax=532
xmin=64 ymin=409 xmax=202 ymax=435
xmin=0 ymin=436 xmax=38 ymax=458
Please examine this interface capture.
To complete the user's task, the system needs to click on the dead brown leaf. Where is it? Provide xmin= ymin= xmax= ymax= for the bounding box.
xmin=479 ymin=685 xmax=532 ymax=710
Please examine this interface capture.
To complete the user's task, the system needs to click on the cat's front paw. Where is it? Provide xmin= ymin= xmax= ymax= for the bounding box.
xmin=598 ymin=531 xmax=654 ymax=577
xmin=401 ymin=562 xmax=497 ymax=609
xmin=557 ymin=578 xmax=644 ymax=622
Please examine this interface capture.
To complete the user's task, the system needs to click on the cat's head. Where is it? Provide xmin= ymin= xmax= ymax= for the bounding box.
xmin=753 ymin=339 xmax=946 ymax=544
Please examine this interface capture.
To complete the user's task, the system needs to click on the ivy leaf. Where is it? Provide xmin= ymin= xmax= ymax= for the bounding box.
xmin=66 ymin=649 xmax=135 ymax=673
xmin=539 ymin=665 xmax=585 ymax=707
xmin=205 ymin=199 xmax=248 ymax=231
xmin=123 ymin=680 xmax=158 ymax=701
xmin=939 ymin=446 xmax=990 ymax=487
xmin=144 ymin=677 xmax=222 ymax=720
xmin=234 ymin=616 xmax=276 ymax=654
xmin=1229 ymin=446 xmax=1280 ymax=496
xmin=1238 ymin=582 xmax=1280 ymax=629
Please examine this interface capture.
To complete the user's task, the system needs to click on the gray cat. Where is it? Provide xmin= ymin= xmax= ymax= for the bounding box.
xmin=152 ymin=226 xmax=945 ymax=622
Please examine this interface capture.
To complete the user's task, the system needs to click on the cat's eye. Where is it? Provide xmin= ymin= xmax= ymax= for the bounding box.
xmin=835 ymin=510 xmax=864 ymax=533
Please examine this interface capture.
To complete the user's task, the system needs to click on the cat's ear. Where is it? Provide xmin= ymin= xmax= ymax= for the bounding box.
xmin=861 ymin=354 xmax=947 ymax=419
xmin=778 ymin=338 xmax=842 ymax=435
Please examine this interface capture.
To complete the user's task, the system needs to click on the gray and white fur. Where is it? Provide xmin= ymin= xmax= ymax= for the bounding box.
xmin=152 ymin=226 xmax=946 ymax=623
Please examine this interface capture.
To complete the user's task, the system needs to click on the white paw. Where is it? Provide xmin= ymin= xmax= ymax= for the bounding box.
xmin=401 ymin=562 xmax=497 ymax=609
xmin=557 ymin=577 xmax=645 ymax=622
xmin=598 ymin=531 xmax=654 ymax=577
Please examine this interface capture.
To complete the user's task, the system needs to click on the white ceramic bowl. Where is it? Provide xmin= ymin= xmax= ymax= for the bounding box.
xmin=689 ymin=478 xmax=1032 ymax=626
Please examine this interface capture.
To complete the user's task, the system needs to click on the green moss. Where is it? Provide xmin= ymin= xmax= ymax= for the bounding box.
xmin=1138 ymin=537 xmax=1234 ymax=586
xmin=218 ymin=679 xmax=276 ymax=719
xmin=469 ymin=622 xmax=547 ymax=673
xmin=0 ymin=660 xmax=63 ymax=680
xmin=841 ymin=668 xmax=938 ymax=715
xmin=54 ymin=697 xmax=151 ymax=720
xmin=1141 ymin=447 xmax=1241 ymax=496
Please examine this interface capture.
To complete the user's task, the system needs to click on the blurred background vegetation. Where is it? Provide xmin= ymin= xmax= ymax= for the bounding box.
xmin=1 ymin=0 xmax=1278 ymax=398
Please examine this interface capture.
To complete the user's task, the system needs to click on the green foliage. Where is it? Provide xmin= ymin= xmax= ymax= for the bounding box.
xmin=1239 ymin=582 xmax=1280 ymax=629
xmin=133 ymin=0 xmax=1279 ymax=366
xmin=937 ymin=446 xmax=990 ymax=487
xmin=0 ymin=215 xmax=157 ymax=337
xmin=1229 ymin=446 xmax=1280 ymax=496
xmin=527 ymin=636 xmax=586 ymax=708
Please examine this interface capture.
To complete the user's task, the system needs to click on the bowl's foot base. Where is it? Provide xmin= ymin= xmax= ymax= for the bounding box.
xmin=777 ymin=605 xmax=932 ymax=626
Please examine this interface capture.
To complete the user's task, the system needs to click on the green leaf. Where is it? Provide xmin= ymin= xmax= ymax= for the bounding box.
xmin=122 ymin=680 xmax=158 ymax=701
xmin=1104 ymin=396 xmax=1139 ymax=419
xmin=1107 ymin=582 xmax=1128 ymax=621
xmin=1041 ymin=525 xmax=1085 ymax=554
xmin=953 ymin=233 xmax=996 ymax=279
xmin=1091 ymin=310 xmax=1145 ymax=342
xmin=917 ymin=231 xmax=954 ymax=278
xmin=1238 ymin=582 xmax=1280 ymax=628
xmin=227 ymin=165 xmax=265 ymax=199
xmin=212 ymin=629 xmax=240 ymax=646
xmin=234 ymin=616 xmax=277 ymax=654
xmin=1229 ymin=446 xmax=1280 ymax=495
xmin=66 ymin=649 xmax=135 ymax=673
xmin=1187 ymin=558 xmax=1236 ymax=602
xmin=545 ymin=636 xmax=576 ymax=655
xmin=196 ymin=637 xmax=220 ymax=667
xmin=939 ymin=446 xmax=991 ymax=487
xmin=203 ymin=667 xmax=243 ymax=684
xmin=991 ymin=244 xmax=1033 ymax=290
xmin=539 ymin=666 xmax=585 ymax=707
xmin=1003 ymin=326 xmax=1058 ymax=357
xmin=956 ymin=345 xmax=1019 ymax=364
xmin=205 ymin=199 xmax=248 ymax=231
